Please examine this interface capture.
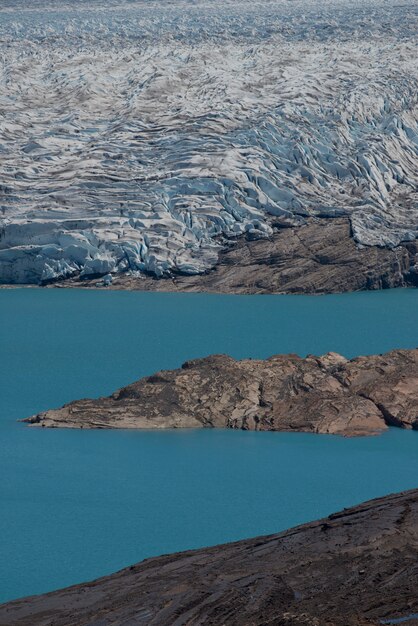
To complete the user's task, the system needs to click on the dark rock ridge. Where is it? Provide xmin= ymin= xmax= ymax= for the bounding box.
xmin=1 ymin=488 xmax=418 ymax=626
xmin=24 ymin=348 xmax=418 ymax=436
xmin=51 ymin=218 xmax=418 ymax=294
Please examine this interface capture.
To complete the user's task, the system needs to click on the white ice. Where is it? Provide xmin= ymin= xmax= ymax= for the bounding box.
xmin=0 ymin=0 xmax=417 ymax=283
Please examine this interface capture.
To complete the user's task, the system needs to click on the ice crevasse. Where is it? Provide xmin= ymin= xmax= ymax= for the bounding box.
xmin=0 ymin=0 xmax=417 ymax=283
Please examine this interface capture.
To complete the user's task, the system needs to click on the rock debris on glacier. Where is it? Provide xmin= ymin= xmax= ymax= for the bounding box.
xmin=0 ymin=0 xmax=417 ymax=283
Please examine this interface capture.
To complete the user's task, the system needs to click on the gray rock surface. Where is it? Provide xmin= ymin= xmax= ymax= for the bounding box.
xmin=24 ymin=348 xmax=418 ymax=436
xmin=1 ymin=488 xmax=418 ymax=626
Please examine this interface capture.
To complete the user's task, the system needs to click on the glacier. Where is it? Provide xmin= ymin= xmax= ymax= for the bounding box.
xmin=0 ymin=0 xmax=417 ymax=283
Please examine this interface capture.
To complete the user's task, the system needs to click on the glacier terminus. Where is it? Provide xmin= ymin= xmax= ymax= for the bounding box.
xmin=0 ymin=0 xmax=417 ymax=284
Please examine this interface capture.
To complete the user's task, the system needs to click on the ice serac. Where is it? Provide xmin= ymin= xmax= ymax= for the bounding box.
xmin=24 ymin=348 xmax=418 ymax=436
xmin=95 ymin=218 xmax=417 ymax=294
xmin=1 ymin=489 xmax=418 ymax=626
xmin=0 ymin=0 xmax=417 ymax=284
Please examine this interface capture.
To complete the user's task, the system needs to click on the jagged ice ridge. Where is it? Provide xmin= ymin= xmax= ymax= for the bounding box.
xmin=0 ymin=0 xmax=417 ymax=283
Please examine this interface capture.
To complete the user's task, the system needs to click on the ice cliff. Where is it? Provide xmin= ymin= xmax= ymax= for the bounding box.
xmin=0 ymin=0 xmax=417 ymax=283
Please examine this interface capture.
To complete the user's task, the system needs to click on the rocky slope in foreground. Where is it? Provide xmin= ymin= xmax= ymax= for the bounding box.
xmin=1 ymin=489 xmax=418 ymax=626
xmin=24 ymin=348 xmax=418 ymax=436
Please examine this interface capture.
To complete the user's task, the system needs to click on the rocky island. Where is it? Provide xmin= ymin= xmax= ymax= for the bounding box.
xmin=1 ymin=488 xmax=417 ymax=626
xmin=24 ymin=348 xmax=418 ymax=436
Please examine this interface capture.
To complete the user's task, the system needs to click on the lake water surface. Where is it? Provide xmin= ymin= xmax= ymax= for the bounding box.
xmin=1 ymin=288 xmax=417 ymax=602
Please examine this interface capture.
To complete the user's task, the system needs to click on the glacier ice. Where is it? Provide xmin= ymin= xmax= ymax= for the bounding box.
xmin=0 ymin=0 xmax=417 ymax=283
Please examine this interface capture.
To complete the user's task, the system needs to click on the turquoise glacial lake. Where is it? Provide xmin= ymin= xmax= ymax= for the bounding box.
xmin=1 ymin=288 xmax=418 ymax=603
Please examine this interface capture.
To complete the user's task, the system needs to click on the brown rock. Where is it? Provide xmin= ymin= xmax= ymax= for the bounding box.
xmin=1 ymin=489 xmax=418 ymax=626
xmin=54 ymin=217 xmax=416 ymax=294
xmin=24 ymin=348 xmax=418 ymax=436
xmin=336 ymin=350 xmax=418 ymax=429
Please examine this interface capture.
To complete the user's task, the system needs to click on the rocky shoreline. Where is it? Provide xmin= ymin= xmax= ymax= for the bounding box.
xmin=2 ymin=219 xmax=417 ymax=295
xmin=41 ymin=218 xmax=417 ymax=294
xmin=24 ymin=348 xmax=418 ymax=436
xmin=1 ymin=488 xmax=417 ymax=626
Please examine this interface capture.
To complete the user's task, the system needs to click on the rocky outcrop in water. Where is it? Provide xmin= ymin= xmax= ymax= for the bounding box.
xmin=1 ymin=488 xmax=417 ymax=626
xmin=24 ymin=348 xmax=418 ymax=436
xmin=1 ymin=0 xmax=417 ymax=285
